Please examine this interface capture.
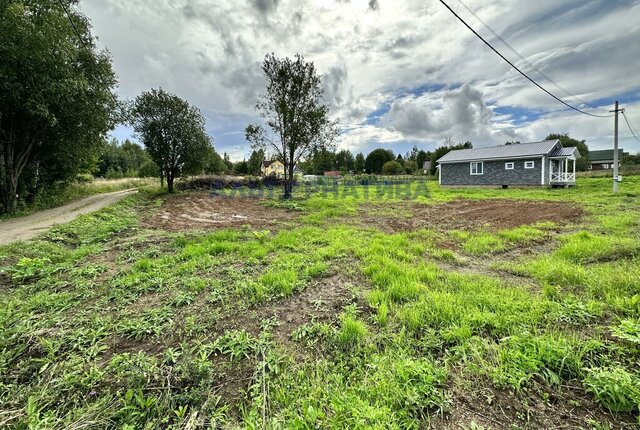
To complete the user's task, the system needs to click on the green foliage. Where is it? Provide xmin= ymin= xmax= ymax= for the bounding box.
xmin=130 ymin=88 xmax=213 ymax=192
xmin=584 ymin=367 xmax=640 ymax=412
xmin=1 ymin=176 xmax=640 ymax=427
xmin=336 ymin=314 xmax=368 ymax=348
xmin=365 ymin=148 xmax=395 ymax=174
xmin=246 ymin=53 xmax=338 ymax=198
xmin=382 ymin=160 xmax=405 ymax=175
xmin=0 ymin=0 xmax=118 ymax=213
xmin=97 ymin=138 xmax=155 ymax=178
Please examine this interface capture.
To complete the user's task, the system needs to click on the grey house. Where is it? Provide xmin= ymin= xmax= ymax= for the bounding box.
xmin=436 ymin=140 xmax=580 ymax=187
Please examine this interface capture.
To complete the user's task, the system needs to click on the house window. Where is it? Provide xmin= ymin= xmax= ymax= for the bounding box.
xmin=505 ymin=162 xmax=514 ymax=170
xmin=524 ymin=161 xmax=535 ymax=169
xmin=470 ymin=161 xmax=483 ymax=175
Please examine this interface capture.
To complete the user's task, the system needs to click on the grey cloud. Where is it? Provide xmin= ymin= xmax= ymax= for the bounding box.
xmin=249 ymin=0 xmax=279 ymax=14
xmin=368 ymin=0 xmax=379 ymax=11
xmin=382 ymin=84 xmax=493 ymax=139
xmin=322 ymin=61 xmax=369 ymax=121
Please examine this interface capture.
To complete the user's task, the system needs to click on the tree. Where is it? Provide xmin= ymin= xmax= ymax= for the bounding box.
xmin=311 ymin=148 xmax=336 ymax=174
xmin=382 ymin=160 xmax=404 ymax=175
xmin=97 ymin=138 xmax=153 ymax=177
xmin=247 ymin=149 xmax=265 ymax=175
xmin=354 ymin=153 xmax=365 ymax=173
xmin=405 ymin=145 xmax=419 ymax=162
xmin=622 ymin=152 xmax=640 ymax=166
xmin=203 ymin=146 xmax=226 ymax=174
xmin=545 ymin=133 xmax=590 ymax=171
xmin=233 ymin=159 xmax=249 ymax=175
xmin=246 ymin=53 xmax=337 ymax=198
xmin=335 ymin=149 xmax=355 ymax=173
xmin=404 ymin=160 xmax=418 ymax=174
xmin=365 ymin=148 xmax=394 ymax=174
xmin=223 ymin=152 xmax=234 ymax=173
xmin=130 ymin=88 xmax=211 ymax=192
xmin=1 ymin=0 xmax=118 ymax=212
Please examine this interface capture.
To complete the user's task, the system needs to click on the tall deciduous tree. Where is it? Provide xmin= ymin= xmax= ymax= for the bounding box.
xmin=130 ymin=88 xmax=211 ymax=192
xmin=0 ymin=0 xmax=118 ymax=212
xmin=365 ymin=148 xmax=394 ymax=174
xmin=246 ymin=53 xmax=337 ymax=198
xmin=335 ymin=149 xmax=355 ymax=173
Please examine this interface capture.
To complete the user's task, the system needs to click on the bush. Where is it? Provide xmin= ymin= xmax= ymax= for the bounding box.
xmin=176 ymin=175 xmax=278 ymax=191
xmin=75 ymin=173 xmax=94 ymax=183
xmin=382 ymin=160 xmax=404 ymax=175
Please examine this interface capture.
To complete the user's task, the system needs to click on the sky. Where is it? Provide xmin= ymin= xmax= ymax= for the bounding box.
xmin=82 ymin=0 xmax=640 ymax=160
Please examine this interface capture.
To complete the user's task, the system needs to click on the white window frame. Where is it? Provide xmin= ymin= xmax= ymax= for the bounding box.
xmin=524 ymin=161 xmax=535 ymax=169
xmin=470 ymin=161 xmax=483 ymax=175
xmin=505 ymin=162 xmax=514 ymax=170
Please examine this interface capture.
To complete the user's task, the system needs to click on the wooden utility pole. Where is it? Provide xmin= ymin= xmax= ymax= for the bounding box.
xmin=609 ymin=101 xmax=624 ymax=193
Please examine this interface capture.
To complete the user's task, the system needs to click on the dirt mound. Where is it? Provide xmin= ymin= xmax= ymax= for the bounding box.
xmin=143 ymin=192 xmax=298 ymax=232
xmin=360 ymin=198 xmax=584 ymax=232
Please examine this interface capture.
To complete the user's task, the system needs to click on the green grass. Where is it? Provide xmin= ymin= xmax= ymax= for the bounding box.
xmin=0 ymin=176 xmax=639 ymax=428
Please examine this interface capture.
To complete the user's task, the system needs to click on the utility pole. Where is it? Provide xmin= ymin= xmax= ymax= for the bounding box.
xmin=610 ymin=101 xmax=624 ymax=193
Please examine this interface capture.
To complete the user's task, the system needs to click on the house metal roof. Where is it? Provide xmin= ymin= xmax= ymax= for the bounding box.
xmin=589 ymin=149 xmax=626 ymax=162
xmin=437 ymin=140 xmax=561 ymax=163
xmin=549 ymin=147 xmax=581 ymax=158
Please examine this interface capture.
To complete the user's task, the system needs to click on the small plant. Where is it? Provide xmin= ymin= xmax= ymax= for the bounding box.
xmin=610 ymin=318 xmax=640 ymax=345
xmin=336 ymin=314 xmax=368 ymax=348
xmin=214 ymin=330 xmax=259 ymax=361
xmin=583 ymin=367 xmax=640 ymax=413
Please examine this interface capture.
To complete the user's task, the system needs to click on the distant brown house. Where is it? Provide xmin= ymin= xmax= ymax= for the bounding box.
xmin=323 ymin=171 xmax=341 ymax=177
xmin=589 ymin=149 xmax=627 ymax=170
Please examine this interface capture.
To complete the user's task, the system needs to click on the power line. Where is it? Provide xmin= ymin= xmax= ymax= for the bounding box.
xmin=622 ymin=110 xmax=640 ymax=144
xmin=56 ymin=0 xmax=120 ymax=107
xmin=451 ymin=0 xmax=610 ymax=115
xmin=438 ymin=0 xmax=613 ymax=119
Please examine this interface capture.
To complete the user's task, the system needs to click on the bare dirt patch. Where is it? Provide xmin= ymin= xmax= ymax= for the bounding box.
xmin=143 ymin=192 xmax=299 ymax=232
xmin=357 ymin=198 xmax=584 ymax=233
xmin=436 ymin=372 xmax=637 ymax=430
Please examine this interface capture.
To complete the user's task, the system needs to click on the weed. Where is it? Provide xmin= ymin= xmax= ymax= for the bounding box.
xmin=583 ymin=367 xmax=640 ymax=413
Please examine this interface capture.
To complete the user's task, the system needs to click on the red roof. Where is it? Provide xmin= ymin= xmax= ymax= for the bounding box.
xmin=323 ymin=171 xmax=341 ymax=177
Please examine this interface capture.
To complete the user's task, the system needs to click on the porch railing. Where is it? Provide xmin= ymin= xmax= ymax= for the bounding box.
xmin=551 ymin=172 xmax=575 ymax=182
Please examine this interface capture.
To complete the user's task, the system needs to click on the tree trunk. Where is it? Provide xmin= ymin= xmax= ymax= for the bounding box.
xmin=1 ymin=175 xmax=18 ymax=213
xmin=283 ymin=159 xmax=294 ymax=199
xmin=167 ymin=169 xmax=174 ymax=193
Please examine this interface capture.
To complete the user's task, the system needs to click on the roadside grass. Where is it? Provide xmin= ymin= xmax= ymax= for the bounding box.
xmin=0 ymin=176 xmax=638 ymax=428
xmin=0 ymin=177 xmax=160 ymax=220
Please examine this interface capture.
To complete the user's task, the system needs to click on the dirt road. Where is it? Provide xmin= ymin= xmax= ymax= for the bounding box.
xmin=0 ymin=189 xmax=137 ymax=245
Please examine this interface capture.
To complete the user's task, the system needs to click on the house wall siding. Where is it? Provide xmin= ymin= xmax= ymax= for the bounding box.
xmin=441 ymin=158 xmax=543 ymax=186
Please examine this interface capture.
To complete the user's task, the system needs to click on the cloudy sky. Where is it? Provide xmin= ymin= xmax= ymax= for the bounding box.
xmin=82 ymin=0 xmax=640 ymax=160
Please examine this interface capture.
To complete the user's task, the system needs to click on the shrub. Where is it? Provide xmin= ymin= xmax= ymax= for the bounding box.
xmin=381 ymin=160 xmax=404 ymax=175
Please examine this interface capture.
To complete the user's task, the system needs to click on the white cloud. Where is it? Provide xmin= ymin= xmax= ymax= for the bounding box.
xmin=81 ymin=0 xmax=640 ymax=158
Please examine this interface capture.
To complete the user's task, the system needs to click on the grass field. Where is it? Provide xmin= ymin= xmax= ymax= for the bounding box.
xmin=0 ymin=177 xmax=639 ymax=429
